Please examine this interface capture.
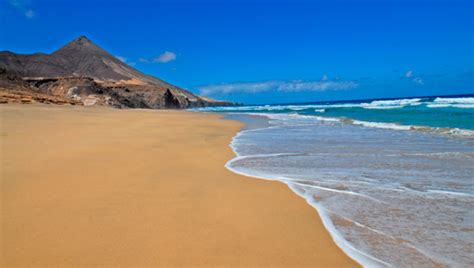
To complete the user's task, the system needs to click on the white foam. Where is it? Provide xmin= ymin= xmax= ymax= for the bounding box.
xmin=426 ymin=103 xmax=451 ymax=108
xmin=195 ymin=97 xmax=474 ymax=113
xmin=289 ymin=181 xmax=384 ymax=204
xmin=433 ymin=97 xmax=474 ymax=104
xmin=361 ymin=105 xmax=405 ymax=110
xmin=427 ymin=189 xmax=473 ymax=198
xmin=282 ymin=114 xmax=414 ymax=132
xmin=360 ymin=98 xmax=422 ymax=110
xmin=313 ymin=116 xmax=341 ymax=122
xmin=348 ymin=120 xmax=474 ymax=138
xmin=225 ymin=126 xmax=390 ymax=267
xmin=407 ymin=151 xmax=473 ymax=159
xmin=250 ymin=112 xmax=326 ymax=122
xmin=249 ymin=112 xmax=474 ymax=138
xmin=444 ymin=128 xmax=474 ymax=137
xmin=352 ymin=120 xmax=411 ymax=131
xmin=194 ymin=98 xmax=474 ymax=138
xmin=225 ymin=160 xmax=388 ymax=267
xmin=222 ymin=111 xmax=473 ymax=267
xmin=297 ymin=190 xmax=391 ymax=268
xmin=427 ymin=103 xmax=474 ymax=109
xmin=452 ymin=104 xmax=474 ymax=108
xmin=228 ymin=152 xmax=303 ymax=162
xmin=371 ymin=98 xmax=421 ymax=106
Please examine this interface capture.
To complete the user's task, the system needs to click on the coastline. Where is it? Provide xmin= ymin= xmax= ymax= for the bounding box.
xmin=222 ymin=114 xmax=385 ymax=267
xmin=1 ymin=104 xmax=357 ymax=267
xmin=215 ymin=108 xmax=474 ymax=267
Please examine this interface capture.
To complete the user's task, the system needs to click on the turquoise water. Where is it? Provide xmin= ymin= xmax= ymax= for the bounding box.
xmin=199 ymin=95 xmax=474 ymax=135
xmin=195 ymin=94 xmax=474 ymax=267
xmin=224 ymin=116 xmax=474 ymax=267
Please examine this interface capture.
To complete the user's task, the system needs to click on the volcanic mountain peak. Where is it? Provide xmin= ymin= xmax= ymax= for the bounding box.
xmin=53 ymin=35 xmax=108 ymax=56
xmin=0 ymin=36 xmax=236 ymax=108
xmin=74 ymin=35 xmax=92 ymax=44
xmin=68 ymin=35 xmax=93 ymax=46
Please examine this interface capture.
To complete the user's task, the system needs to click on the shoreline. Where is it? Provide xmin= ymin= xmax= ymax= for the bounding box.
xmin=195 ymin=96 xmax=474 ymax=139
xmin=221 ymin=115 xmax=380 ymax=267
xmin=1 ymin=104 xmax=357 ymax=267
xmin=214 ymin=109 xmax=474 ymax=267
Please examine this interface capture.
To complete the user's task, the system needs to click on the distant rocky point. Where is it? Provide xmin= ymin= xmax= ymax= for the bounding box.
xmin=0 ymin=36 xmax=236 ymax=108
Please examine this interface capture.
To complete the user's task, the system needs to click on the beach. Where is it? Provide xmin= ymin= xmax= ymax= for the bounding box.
xmin=0 ymin=104 xmax=356 ymax=267
xmin=201 ymin=99 xmax=474 ymax=267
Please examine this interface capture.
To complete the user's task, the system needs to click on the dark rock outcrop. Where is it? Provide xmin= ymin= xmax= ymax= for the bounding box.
xmin=0 ymin=36 xmax=237 ymax=108
xmin=163 ymin=89 xmax=181 ymax=109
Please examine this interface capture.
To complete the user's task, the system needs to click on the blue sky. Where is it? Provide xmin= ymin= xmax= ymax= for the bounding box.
xmin=1 ymin=0 xmax=472 ymax=104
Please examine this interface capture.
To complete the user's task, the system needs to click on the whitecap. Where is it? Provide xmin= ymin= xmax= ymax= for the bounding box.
xmin=433 ymin=97 xmax=474 ymax=104
xmin=351 ymin=120 xmax=412 ymax=131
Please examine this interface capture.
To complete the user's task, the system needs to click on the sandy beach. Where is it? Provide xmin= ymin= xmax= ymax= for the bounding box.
xmin=0 ymin=104 xmax=357 ymax=267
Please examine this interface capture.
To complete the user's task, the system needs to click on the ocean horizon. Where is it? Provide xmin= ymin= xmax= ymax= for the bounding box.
xmin=3 ymin=0 xmax=472 ymax=266
xmin=199 ymin=93 xmax=474 ymax=134
xmin=197 ymin=94 xmax=474 ymax=267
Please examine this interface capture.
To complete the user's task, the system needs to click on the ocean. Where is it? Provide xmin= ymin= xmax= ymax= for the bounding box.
xmin=195 ymin=94 xmax=474 ymax=267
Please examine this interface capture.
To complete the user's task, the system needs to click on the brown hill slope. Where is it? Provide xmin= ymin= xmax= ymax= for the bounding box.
xmin=0 ymin=36 xmax=235 ymax=108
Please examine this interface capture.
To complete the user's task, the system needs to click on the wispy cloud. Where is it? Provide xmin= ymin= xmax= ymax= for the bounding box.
xmin=8 ymin=0 xmax=35 ymax=18
xmin=24 ymin=9 xmax=34 ymax=18
xmin=137 ymin=51 xmax=177 ymax=64
xmin=114 ymin=56 xmax=136 ymax=67
xmin=404 ymin=70 xmax=424 ymax=85
xmin=153 ymin=51 xmax=177 ymax=63
xmin=413 ymin=77 xmax=424 ymax=85
xmin=199 ymin=79 xmax=359 ymax=96
xmin=116 ymin=56 xmax=127 ymax=63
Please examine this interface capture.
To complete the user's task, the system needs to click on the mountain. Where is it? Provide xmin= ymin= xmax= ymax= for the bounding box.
xmin=0 ymin=36 xmax=235 ymax=108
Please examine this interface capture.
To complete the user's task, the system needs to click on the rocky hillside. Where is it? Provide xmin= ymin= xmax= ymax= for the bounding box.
xmin=0 ymin=36 xmax=235 ymax=108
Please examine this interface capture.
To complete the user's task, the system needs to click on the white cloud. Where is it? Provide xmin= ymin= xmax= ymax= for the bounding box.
xmin=8 ymin=0 xmax=35 ymax=18
xmin=322 ymin=74 xmax=329 ymax=81
xmin=413 ymin=77 xmax=424 ymax=85
xmin=154 ymin=51 xmax=176 ymax=63
xmin=199 ymin=79 xmax=359 ymax=96
xmin=24 ymin=9 xmax=34 ymax=18
xmin=138 ymin=52 xmax=177 ymax=64
xmin=404 ymin=70 xmax=424 ymax=85
xmin=114 ymin=56 xmax=136 ymax=67
xmin=116 ymin=56 xmax=127 ymax=63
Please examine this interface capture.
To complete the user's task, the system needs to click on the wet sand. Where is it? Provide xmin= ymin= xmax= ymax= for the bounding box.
xmin=0 ymin=104 xmax=357 ymax=267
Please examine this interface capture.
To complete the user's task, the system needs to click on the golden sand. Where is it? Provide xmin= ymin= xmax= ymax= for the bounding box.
xmin=0 ymin=104 xmax=357 ymax=267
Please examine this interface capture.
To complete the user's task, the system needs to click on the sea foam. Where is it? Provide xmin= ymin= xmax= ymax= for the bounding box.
xmin=223 ymin=113 xmax=474 ymax=267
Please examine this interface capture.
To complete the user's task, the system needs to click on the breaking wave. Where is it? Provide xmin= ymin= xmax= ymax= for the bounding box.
xmin=195 ymin=95 xmax=474 ymax=136
xmin=223 ymin=112 xmax=474 ymax=267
